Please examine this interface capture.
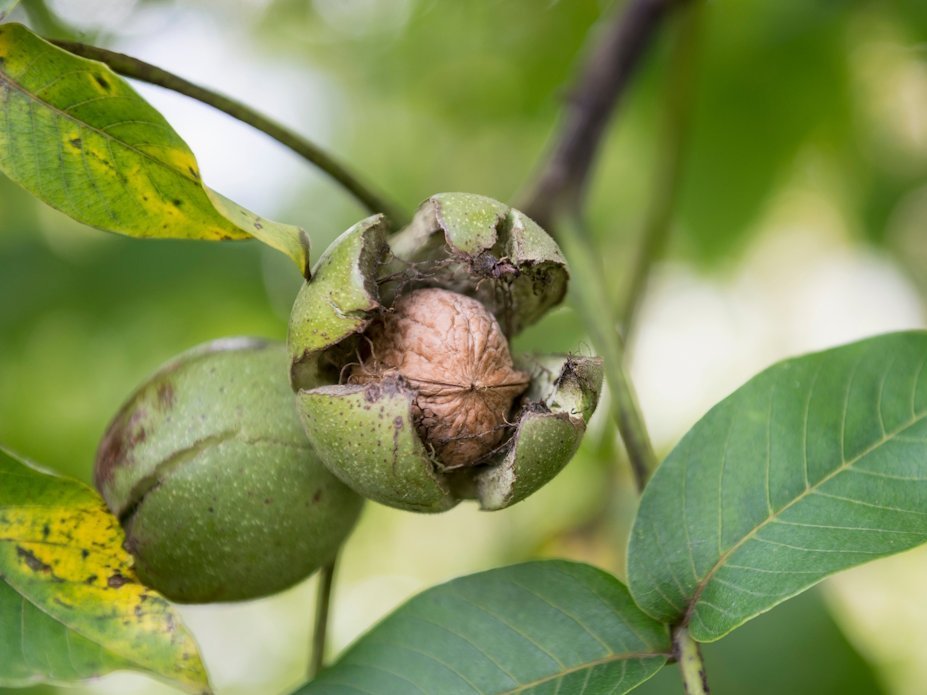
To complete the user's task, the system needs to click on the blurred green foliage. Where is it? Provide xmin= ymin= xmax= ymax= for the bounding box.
xmin=2 ymin=0 xmax=925 ymax=693
xmin=635 ymin=588 xmax=884 ymax=694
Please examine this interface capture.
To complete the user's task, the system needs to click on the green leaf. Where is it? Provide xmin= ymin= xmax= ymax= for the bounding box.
xmin=628 ymin=331 xmax=927 ymax=642
xmin=0 ymin=447 xmax=211 ymax=693
xmin=0 ymin=1 xmax=19 ymax=21
xmin=0 ymin=23 xmax=310 ymax=276
xmin=296 ymin=561 xmax=670 ymax=695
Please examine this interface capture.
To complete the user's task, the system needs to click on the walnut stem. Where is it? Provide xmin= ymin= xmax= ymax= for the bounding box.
xmin=519 ymin=0 xmax=691 ymax=231
xmin=556 ymin=215 xmax=657 ymax=491
xmin=521 ymin=0 xmax=695 ymax=491
xmin=48 ymin=40 xmax=407 ymax=226
xmin=309 ymin=555 xmax=338 ymax=680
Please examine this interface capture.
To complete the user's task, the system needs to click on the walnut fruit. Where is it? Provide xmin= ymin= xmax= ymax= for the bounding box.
xmin=94 ymin=338 xmax=363 ymax=603
xmin=288 ymin=193 xmax=603 ymax=513
xmin=350 ymin=288 xmax=530 ymax=467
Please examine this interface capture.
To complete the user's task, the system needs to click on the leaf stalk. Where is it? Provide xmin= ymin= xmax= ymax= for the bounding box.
xmin=673 ymin=625 xmax=711 ymax=695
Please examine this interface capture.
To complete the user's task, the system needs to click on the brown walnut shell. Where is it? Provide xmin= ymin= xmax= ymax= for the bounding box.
xmin=350 ymin=288 xmax=530 ymax=467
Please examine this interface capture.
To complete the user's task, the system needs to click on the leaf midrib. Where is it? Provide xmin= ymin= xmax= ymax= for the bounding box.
xmin=683 ymin=407 xmax=927 ymax=626
xmin=2 ymin=577 xmax=167 ymax=680
xmin=0 ymin=61 xmax=205 ymax=192
xmin=497 ymin=649 xmax=670 ymax=694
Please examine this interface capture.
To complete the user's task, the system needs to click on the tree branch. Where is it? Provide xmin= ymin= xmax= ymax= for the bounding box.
xmin=619 ymin=0 xmax=703 ymax=336
xmin=520 ymin=0 xmax=687 ymax=231
xmin=50 ymin=40 xmax=407 ymax=225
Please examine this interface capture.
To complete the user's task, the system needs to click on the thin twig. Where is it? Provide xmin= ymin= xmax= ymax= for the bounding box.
xmin=309 ymin=555 xmax=338 ymax=680
xmin=619 ymin=0 xmax=703 ymax=335
xmin=673 ymin=625 xmax=711 ymax=695
xmin=50 ymin=40 xmax=407 ymax=225
xmin=522 ymin=0 xmax=694 ymax=489
xmin=557 ymin=214 xmax=657 ymax=491
xmin=520 ymin=0 xmax=688 ymax=231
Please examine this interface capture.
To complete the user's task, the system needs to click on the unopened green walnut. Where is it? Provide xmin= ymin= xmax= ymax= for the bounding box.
xmin=94 ymin=338 xmax=363 ymax=603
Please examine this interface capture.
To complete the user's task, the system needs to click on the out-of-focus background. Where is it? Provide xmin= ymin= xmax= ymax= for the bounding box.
xmin=2 ymin=0 xmax=926 ymax=693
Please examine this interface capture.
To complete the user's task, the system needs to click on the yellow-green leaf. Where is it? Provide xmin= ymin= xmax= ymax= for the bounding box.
xmin=0 ymin=447 xmax=211 ymax=694
xmin=0 ymin=23 xmax=309 ymax=276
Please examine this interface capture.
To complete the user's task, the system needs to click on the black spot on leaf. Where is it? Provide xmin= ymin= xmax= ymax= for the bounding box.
xmin=108 ymin=572 xmax=130 ymax=588
xmin=16 ymin=546 xmax=51 ymax=573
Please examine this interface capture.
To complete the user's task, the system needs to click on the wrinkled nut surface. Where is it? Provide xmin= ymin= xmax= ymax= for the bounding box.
xmin=350 ymin=288 xmax=530 ymax=467
xmin=94 ymin=338 xmax=363 ymax=603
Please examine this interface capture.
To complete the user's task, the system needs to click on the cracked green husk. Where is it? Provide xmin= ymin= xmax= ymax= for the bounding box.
xmin=288 ymin=193 xmax=603 ymax=513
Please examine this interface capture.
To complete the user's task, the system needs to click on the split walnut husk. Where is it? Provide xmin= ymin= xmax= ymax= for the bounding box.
xmin=288 ymin=193 xmax=603 ymax=513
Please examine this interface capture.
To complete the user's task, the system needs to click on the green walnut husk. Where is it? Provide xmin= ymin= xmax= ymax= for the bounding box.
xmin=288 ymin=193 xmax=603 ymax=513
xmin=94 ymin=338 xmax=363 ymax=603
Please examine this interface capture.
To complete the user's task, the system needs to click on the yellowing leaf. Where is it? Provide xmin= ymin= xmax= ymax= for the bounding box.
xmin=0 ymin=23 xmax=309 ymax=276
xmin=0 ymin=447 xmax=211 ymax=694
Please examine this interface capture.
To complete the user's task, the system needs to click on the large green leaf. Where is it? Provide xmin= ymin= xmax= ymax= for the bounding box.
xmin=628 ymin=331 xmax=927 ymax=642
xmin=0 ymin=447 xmax=210 ymax=693
xmin=0 ymin=23 xmax=310 ymax=275
xmin=296 ymin=561 xmax=670 ymax=695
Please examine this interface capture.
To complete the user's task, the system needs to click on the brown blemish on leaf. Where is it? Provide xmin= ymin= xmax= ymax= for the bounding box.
xmin=108 ymin=572 xmax=130 ymax=588
xmin=69 ymin=137 xmax=82 ymax=150
xmin=16 ymin=546 xmax=51 ymax=573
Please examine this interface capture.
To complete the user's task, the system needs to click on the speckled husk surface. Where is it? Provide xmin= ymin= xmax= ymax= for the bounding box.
xmin=95 ymin=338 xmax=363 ymax=603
